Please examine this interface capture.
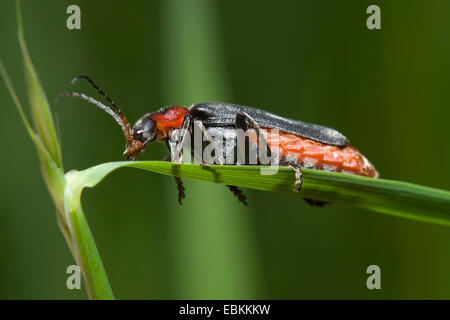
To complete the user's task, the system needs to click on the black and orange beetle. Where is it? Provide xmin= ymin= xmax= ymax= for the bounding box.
xmin=59 ymin=75 xmax=378 ymax=205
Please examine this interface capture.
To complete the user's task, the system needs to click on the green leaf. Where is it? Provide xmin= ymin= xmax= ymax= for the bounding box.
xmin=66 ymin=161 xmax=450 ymax=227
xmin=0 ymin=0 xmax=114 ymax=300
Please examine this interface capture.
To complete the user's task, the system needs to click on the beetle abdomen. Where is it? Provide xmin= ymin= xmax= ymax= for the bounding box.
xmin=264 ymin=130 xmax=378 ymax=178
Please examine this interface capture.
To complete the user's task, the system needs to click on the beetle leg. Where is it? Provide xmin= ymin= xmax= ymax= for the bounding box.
xmin=235 ymin=111 xmax=261 ymax=133
xmin=193 ymin=120 xmax=249 ymax=205
xmin=193 ymin=119 xmax=213 ymax=141
xmin=291 ymin=164 xmax=303 ymax=192
xmin=166 ymin=115 xmax=191 ymax=205
xmin=169 ymin=114 xmax=191 ymax=164
xmin=227 ymin=185 xmax=248 ymax=206
xmin=280 ymin=155 xmax=303 ymax=192
xmin=234 ymin=112 xmax=277 ymax=205
xmin=161 ymin=153 xmax=186 ymax=204
xmin=174 ymin=176 xmax=185 ymax=205
xmin=228 ymin=112 xmax=269 ymax=205
xmin=193 ymin=119 xmax=224 ymax=165
xmin=235 ymin=112 xmax=272 ymax=159
xmin=303 ymin=198 xmax=328 ymax=207
xmin=162 ymin=152 xmax=187 ymax=205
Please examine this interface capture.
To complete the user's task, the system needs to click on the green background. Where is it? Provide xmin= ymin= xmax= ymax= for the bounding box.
xmin=1 ymin=0 xmax=449 ymax=299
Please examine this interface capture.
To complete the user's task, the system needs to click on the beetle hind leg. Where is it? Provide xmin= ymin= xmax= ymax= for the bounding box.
xmin=281 ymin=156 xmax=327 ymax=206
xmin=280 ymin=155 xmax=302 ymax=192
xmin=291 ymin=164 xmax=303 ymax=192
xmin=303 ymin=198 xmax=328 ymax=207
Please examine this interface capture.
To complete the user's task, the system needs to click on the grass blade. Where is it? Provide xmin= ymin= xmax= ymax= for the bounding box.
xmin=66 ymin=161 xmax=450 ymax=227
xmin=16 ymin=0 xmax=62 ymax=167
xmin=0 ymin=0 xmax=114 ymax=299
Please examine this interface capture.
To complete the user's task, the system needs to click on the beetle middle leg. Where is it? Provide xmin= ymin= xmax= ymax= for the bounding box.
xmin=193 ymin=119 xmax=224 ymax=166
xmin=174 ymin=176 xmax=185 ymax=205
xmin=228 ymin=111 xmax=274 ymax=206
xmin=227 ymin=185 xmax=248 ymax=206
xmin=194 ymin=119 xmax=250 ymax=205
xmin=235 ymin=111 xmax=271 ymax=160
xmin=238 ymin=113 xmax=302 ymax=193
xmin=226 ymin=111 xmax=280 ymax=205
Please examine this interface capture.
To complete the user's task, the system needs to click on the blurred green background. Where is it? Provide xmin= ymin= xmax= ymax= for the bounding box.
xmin=1 ymin=0 xmax=449 ymax=299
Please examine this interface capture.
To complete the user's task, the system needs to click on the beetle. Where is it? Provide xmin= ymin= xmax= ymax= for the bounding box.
xmin=59 ymin=75 xmax=378 ymax=206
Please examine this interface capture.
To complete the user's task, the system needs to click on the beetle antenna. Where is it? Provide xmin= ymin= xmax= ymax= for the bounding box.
xmin=71 ymin=75 xmax=132 ymax=137
xmin=72 ymin=75 xmax=119 ymax=111
xmin=56 ymin=91 xmax=133 ymax=144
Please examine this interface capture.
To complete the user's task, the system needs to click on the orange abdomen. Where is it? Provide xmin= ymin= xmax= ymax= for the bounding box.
xmin=264 ymin=130 xmax=378 ymax=178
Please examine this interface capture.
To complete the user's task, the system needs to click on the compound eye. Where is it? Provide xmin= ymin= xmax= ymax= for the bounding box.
xmin=140 ymin=118 xmax=157 ymax=142
xmin=142 ymin=118 xmax=155 ymax=133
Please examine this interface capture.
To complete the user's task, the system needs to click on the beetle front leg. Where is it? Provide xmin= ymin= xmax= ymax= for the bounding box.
xmin=161 ymin=152 xmax=186 ymax=204
xmin=164 ymin=145 xmax=186 ymax=204
xmin=169 ymin=114 xmax=191 ymax=164
xmin=166 ymin=115 xmax=192 ymax=205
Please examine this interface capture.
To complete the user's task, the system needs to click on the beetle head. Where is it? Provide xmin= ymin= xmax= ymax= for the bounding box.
xmin=123 ymin=116 xmax=158 ymax=160
xmin=58 ymin=75 xmax=156 ymax=161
